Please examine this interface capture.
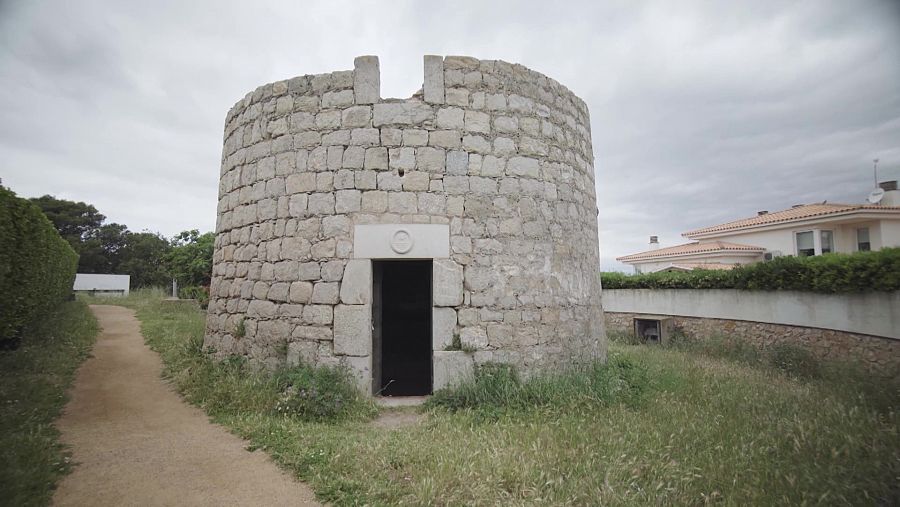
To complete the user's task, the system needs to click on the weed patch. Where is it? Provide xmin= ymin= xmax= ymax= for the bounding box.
xmin=427 ymin=355 xmax=650 ymax=415
xmin=273 ymin=365 xmax=369 ymax=421
xmin=769 ymin=341 xmax=821 ymax=379
xmin=98 ymin=290 xmax=376 ymax=423
xmin=103 ymin=292 xmax=899 ymax=505
xmin=0 ymin=300 xmax=98 ymax=507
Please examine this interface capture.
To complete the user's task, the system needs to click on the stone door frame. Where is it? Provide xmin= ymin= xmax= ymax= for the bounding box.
xmin=335 ymin=224 xmax=472 ymax=394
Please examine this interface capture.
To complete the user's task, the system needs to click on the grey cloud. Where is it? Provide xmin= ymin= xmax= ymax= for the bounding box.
xmin=1 ymin=0 xmax=898 ymax=271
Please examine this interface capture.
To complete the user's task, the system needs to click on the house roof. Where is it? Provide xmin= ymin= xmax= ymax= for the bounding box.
xmin=683 ymin=203 xmax=900 ymax=238
xmin=616 ymin=240 xmax=765 ymax=263
xmin=664 ymin=262 xmax=741 ymax=271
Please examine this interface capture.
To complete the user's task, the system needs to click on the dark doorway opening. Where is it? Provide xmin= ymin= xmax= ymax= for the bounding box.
xmin=372 ymin=260 xmax=432 ymax=396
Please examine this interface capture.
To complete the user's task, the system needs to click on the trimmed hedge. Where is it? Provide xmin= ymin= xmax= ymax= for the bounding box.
xmin=602 ymin=248 xmax=900 ymax=293
xmin=1 ymin=186 xmax=78 ymax=346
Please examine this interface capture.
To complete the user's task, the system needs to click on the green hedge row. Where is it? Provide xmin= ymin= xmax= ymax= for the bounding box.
xmin=1 ymin=186 xmax=78 ymax=346
xmin=602 ymin=248 xmax=900 ymax=293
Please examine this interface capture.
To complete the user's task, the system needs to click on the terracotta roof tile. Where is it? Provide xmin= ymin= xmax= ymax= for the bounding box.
xmin=616 ymin=240 xmax=764 ymax=262
xmin=684 ymin=203 xmax=900 ymax=237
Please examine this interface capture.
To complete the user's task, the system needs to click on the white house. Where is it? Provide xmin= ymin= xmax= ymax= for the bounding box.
xmin=618 ymin=181 xmax=900 ymax=274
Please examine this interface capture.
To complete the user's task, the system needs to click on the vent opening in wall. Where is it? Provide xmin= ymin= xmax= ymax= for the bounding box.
xmin=372 ymin=260 xmax=433 ymax=396
xmin=633 ymin=316 xmax=674 ymax=345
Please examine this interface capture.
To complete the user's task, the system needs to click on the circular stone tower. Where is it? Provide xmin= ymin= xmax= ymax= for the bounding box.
xmin=206 ymin=55 xmax=606 ymax=394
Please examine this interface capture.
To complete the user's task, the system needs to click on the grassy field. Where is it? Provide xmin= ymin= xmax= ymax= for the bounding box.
xmin=101 ymin=291 xmax=898 ymax=505
xmin=0 ymin=300 xmax=99 ymax=507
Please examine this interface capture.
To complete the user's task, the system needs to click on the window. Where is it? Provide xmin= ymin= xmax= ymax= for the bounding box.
xmin=820 ymin=230 xmax=833 ymax=254
xmin=796 ymin=231 xmax=814 ymax=256
xmin=857 ymin=228 xmax=871 ymax=251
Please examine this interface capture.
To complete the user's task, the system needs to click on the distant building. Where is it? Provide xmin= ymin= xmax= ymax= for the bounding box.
xmin=73 ymin=274 xmax=130 ymax=296
xmin=618 ymin=181 xmax=900 ymax=274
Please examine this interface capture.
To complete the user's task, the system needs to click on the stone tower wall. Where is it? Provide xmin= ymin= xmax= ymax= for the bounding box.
xmin=206 ymin=55 xmax=605 ymax=390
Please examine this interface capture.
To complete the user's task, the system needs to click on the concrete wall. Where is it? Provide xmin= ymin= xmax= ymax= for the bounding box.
xmin=602 ymin=289 xmax=899 ymax=339
xmin=205 ymin=55 xmax=605 ymax=391
xmin=73 ymin=274 xmax=130 ymax=295
xmin=881 ymin=218 xmax=900 ymax=248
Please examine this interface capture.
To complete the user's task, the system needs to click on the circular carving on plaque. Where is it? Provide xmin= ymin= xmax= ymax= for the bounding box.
xmin=390 ymin=228 xmax=414 ymax=254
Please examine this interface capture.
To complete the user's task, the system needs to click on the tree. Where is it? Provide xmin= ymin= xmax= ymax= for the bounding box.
xmin=77 ymin=223 xmax=129 ymax=273
xmin=28 ymin=195 xmax=105 ymax=249
xmin=166 ymin=230 xmax=215 ymax=288
xmin=30 ymin=195 xmax=211 ymax=291
xmin=118 ymin=232 xmax=172 ymax=288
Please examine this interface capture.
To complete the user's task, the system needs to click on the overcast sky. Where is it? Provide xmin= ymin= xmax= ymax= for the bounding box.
xmin=2 ymin=0 xmax=899 ymax=270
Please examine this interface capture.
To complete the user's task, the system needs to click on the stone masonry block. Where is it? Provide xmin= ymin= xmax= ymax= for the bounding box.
xmin=333 ymin=304 xmax=371 ymax=356
xmin=433 ymin=307 xmax=457 ymax=350
xmin=433 ymin=351 xmax=474 ymax=390
xmin=424 ymin=55 xmax=445 ymax=104
xmin=311 ymin=282 xmax=339 ymax=304
xmin=286 ymin=341 xmax=318 ymax=367
xmin=341 ymin=355 xmax=372 ymax=393
xmin=416 ymin=147 xmax=445 ymax=172
xmin=302 ymin=305 xmax=333 ymax=325
xmin=433 ymin=259 xmax=463 ymax=306
xmin=340 ymin=259 xmax=371 ymax=304
xmin=373 ymin=102 xmax=434 ymax=127
xmin=354 ymin=55 xmax=380 ymax=104
xmin=436 ymin=107 xmax=464 ymax=129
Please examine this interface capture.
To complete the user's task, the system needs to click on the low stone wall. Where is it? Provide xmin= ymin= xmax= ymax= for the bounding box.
xmin=602 ymin=289 xmax=900 ymax=340
xmin=605 ymin=312 xmax=900 ymax=378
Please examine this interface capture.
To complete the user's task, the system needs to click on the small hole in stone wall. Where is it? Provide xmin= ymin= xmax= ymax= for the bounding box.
xmin=398 ymin=168 xmax=405 ymax=177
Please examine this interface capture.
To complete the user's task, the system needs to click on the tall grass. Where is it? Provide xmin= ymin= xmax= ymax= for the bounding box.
xmin=106 ymin=292 xmax=899 ymax=505
xmin=610 ymin=328 xmax=899 ymax=411
xmin=0 ymin=300 xmax=99 ymax=507
xmin=427 ymin=355 xmax=649 ymax=416
xmin=96 ymin=290 xmax=376 ymax=422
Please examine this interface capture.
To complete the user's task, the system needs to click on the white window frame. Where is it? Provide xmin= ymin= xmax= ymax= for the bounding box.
xmin=794 ymin=230 xmax=816 ymax=257
xmin=819 ymin=229 xmax=834 ymax=254
xmin=856 ymin=227 xmax=871 ymax=252
xmin=794 ymin=228 xmax=833 ymax=256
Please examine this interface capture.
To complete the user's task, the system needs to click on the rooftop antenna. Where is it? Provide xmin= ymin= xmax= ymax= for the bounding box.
xmin=867 ymin=158 xmax=884 ymax=204
xmin=873 ymin=158 xmax=879 ymax=187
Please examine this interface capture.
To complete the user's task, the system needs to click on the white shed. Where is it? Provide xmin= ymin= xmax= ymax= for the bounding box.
xmin=73 ymin=274 xmax=130 ymax=296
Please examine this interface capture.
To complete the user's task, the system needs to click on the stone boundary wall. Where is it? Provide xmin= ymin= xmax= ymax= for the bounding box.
xmin=605 ymin=312 xmax=899 ymax=377
xmin=603 ymin=289 xmax=899 ymax=339
xmin=205 ymin=55 xmax=605 ymax=390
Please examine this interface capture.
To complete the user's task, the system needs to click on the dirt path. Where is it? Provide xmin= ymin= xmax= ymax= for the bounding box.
xmin=52 ymin=305 xmax=319 ymax=506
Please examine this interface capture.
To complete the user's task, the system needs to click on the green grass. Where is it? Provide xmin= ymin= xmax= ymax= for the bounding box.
xmin=0 ymin=300 xmax=99 ymax=507
xmin=108 ymin=291 xmax=899 ymax=505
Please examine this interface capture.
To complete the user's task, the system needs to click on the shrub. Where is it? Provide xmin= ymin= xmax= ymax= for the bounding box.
xmin=768 ymin=342 xmax=820 ymax=379
xmin=273 ymin=364 xmax=371 ymax=421
xmin=0 ymin=186 xmax=78 ymax=347
xmin=178 ymin=285 xmax=209 ymax=309
xmin=601 ymin=248 xmax=900 ymax=293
